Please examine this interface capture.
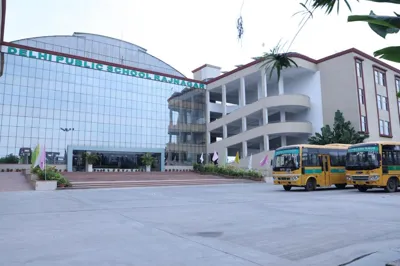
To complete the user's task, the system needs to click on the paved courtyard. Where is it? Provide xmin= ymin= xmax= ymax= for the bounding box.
xmin=1 ymin=184 xmax=400 ymax=266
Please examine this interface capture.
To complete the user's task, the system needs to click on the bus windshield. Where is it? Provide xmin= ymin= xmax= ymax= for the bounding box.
xmin=273 ymin=148 xmax=300 ymax=171
xmin=346 ymin=145 xmax=380 ymax=170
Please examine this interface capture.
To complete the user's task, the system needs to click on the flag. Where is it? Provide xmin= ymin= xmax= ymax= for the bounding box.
xmin=200 ymin=153 xmax=204 ymax=164
xmin=212 ymin=151 xmax=218 ymax=162
xmin=260 ymin=154 xmax=268 ymax=166
xmin=32 ymin=144 xmax=41 ymax=168
xmin=39 ymin=145 xmax=46 ymax=170
xmin=248 ymin=154 xmax=253 ymax=170
xmin=234 ymin=151 xmax=240 ymax=164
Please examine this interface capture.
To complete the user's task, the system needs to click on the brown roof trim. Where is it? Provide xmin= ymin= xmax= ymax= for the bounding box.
xmin=2 ymin=42 xmax=206 ymax=85
xmin=205 ymin=48 xmax=400 ymax=85
xmin=0 ymin=0 xmax=6 ymax=44
xmin=354 ymin=56 xmax=364 ymax=62
xmin=372 ymin=64 xmax=387 ymax=73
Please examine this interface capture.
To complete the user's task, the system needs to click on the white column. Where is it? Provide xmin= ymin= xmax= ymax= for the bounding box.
xmin=281 ymin=136 xmax=287 ymax=146
xmin=264 ymin=135 xmax=270 ymax=151
xmin=280 ymin=111 xmax=286 ymax=122
xmin=257 ymin=81 xmax=261 ymax=100
xmin=240 ymin=77 xmax=246 ymax=107
xmin=222 ymin=85 xmax=227 ymax=116
xmin=207 ymin=131 xmax=211 ymax=144
xmin=242 ymin=141 xmax=248 ymax=158
xmin=223 ymin=124 xmax=227 ymax=139
xmin=206 ymin=90 xmax=210 ymax=123
xmin=262 ymin=108 xmax=269 ymax=125
xmin=224 ymin=147 xmax=228 ymax=165
xmin=242 ymin=117 xmax=247 ymax=132
xmin=261 ymin=68 xmax=267 ymax=98
xmin=278 ymin=77 xmax=284 ymax=95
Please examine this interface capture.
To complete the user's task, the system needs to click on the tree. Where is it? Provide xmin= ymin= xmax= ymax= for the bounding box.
xmin=0 ymin=154 xmax=20 ymax=164
xmin=300 ymin=0 xmax=400 ymax=64
xmin=254 ymin=0 xmax=400 ymax=87
xmin=308 ymin=110 xmax=369 ymax=144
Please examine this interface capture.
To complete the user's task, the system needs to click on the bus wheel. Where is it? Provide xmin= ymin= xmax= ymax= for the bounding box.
xmin=305 ymin=178 xmax=316 ymax=191
xmin=357 ymin=186 xmax=368 ymax=192
xmin=335 ymin=184 xmax=346 ymax=189
xmin=384 ymin=177 xmax=398 ymax=193
xmin=283 ymin=185 xmax=292 ymax=191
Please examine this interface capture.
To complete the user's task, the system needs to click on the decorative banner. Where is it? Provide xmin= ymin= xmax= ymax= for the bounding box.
xmin=260 ymin=154 xmax=268 ymax=166
xmin=31 ymin=144 xmax=40 ymax=168
xmin=234 ymin=151 xmax=240 ymax=164
xmin=212 ymin=151 xmax=219 ymax=162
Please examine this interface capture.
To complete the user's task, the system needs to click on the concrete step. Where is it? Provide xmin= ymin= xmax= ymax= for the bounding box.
xmin=69 ymin=178 xmax=253 ymax=189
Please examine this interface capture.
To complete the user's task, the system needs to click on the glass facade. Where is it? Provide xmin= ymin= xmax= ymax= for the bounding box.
xmin=0 ymin=33 xmax=206 ymax=171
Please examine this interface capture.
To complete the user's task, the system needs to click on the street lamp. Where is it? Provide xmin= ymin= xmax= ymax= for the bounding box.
xmin=60 ymin=128 xmax=75 ymax=164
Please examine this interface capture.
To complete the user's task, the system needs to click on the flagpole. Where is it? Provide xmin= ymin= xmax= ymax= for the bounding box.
xmin=44 ymin=157 xmax=47 ymax=180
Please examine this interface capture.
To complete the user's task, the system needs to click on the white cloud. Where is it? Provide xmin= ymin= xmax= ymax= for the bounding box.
xmin=5 ymin=0 xmax=400 ymax=77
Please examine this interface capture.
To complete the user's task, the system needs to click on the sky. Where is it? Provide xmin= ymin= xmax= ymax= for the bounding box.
xmin=5 ymin=0 xmax=400 ymax=78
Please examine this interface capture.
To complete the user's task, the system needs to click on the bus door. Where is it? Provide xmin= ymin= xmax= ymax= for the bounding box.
xmin=321 ymin=155 xmax=331 ymax=186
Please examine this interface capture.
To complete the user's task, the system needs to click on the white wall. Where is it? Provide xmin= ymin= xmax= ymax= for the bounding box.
xmin=284 ymin=71 xmax=323 ymax=134
xmin=194 ymin=65 xmax=221 ymax=81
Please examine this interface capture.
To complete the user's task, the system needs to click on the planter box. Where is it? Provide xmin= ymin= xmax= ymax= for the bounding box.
xmin=34 ymin=180 xmax=57 ymax=191
xmin=30 ymin=174 xmax=39 ymax=181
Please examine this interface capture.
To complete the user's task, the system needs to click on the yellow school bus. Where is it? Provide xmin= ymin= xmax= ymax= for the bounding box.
xmin=272 ymin=144 xmax=349 ymax=191
xmin=346 ymin=141 xmax=400 ymax=193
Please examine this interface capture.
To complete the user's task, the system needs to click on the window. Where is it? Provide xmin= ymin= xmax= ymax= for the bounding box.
xmin=329 ymin=150 xmax=347 ymax=166
xmin=356 ymin=61 xmax=362 ymax=77
xmin=361 ymin=115 xmax=367 ymax=132
xmin=377 ymin=95 xmax=382 ymax=109
xmin=382 ymin=145 xmax=400 ymax=166
xmin=302 ymin=148 xmax=320 ymax=167
xmin=374 ymin=70 xmax=385 ymax=86
xmin=396 ymin=78 xmax=400 ymax=93
xmin=377 ymin=94 xmax=388 ymax=110
xmin=382 ymin=96 xmax=388 ymax=111
xmin=358 ymin=88 xmax=364 ymax=104
xmin=379 ymin=119 xmax=391 ymax=136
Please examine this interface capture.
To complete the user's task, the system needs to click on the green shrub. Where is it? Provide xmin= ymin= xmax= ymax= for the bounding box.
xmin=32 ymin=166 xmax=71 ymax=187
xmin=193 ymin=163 xmax=263 ymax=181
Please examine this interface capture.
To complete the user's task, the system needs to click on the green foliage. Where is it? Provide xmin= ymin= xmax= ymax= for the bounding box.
xmin=308 ymin=110 xmax=369 ymax=144
xmin=141 ymin=153 xmax=155 ymax=166
xmin=303 ymin=0 xmax=355 ymax=14
xmin=32 ymin=165 xmax=71 ymax=187
xmin=260 ymin=43 xmax=298 ymax=82
xmin=0 ymin=154 xmax=20 ymax=164
xmin=302 ymin=0 xmax=400 ymax=64
xmin=193 ymin=163 xmax=263 ymax=181
xmin=82 ymin=152 xmax=100 ymax=165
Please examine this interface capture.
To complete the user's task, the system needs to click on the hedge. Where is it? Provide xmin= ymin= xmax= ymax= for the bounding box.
xmin=193 ymin=163 xmax=263 ymax=181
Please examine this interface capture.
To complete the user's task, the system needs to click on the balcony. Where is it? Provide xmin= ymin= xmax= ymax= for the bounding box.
xmin=207 ymin=121 xmax=313 ymax=152
xmin=208 ymin=94 xmax=311 ymax=131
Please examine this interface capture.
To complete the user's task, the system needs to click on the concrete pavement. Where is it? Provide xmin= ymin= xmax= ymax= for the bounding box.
xmin=0 ymin=184 xmax=400 ymax=265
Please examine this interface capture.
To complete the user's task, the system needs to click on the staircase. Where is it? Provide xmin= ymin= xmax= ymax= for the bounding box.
xmin=64 ymin=172 xmax=255 ymax=190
